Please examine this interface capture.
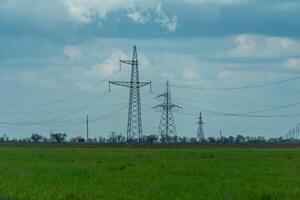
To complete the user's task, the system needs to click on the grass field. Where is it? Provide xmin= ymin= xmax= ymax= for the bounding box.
xmin=0 ymin=147 xmax=299 ymax=200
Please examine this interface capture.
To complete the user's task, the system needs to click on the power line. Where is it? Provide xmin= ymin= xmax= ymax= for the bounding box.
xmin=0 ymin=70 xmax=120 ymax=107
xmin=179 ymin=110 xmax=300 ymax=118
xmin=152 ymin=76 xmax=300 ymax=91
xmin=0 ymin=101 xmax=128 ymax=115
xmin=0 ymin=103 xmax=128 ymax=128
xmin=169 ymin=96 xmax=275 ymax=108
xmin=0 ymin=92 xmax=110 ymax=125
xmin=57 ymin=105 xmax=129 ymax=127
xmin=173 ymin=97 xmax=300 ymax=116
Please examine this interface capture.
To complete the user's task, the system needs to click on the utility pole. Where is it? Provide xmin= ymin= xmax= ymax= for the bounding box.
xmin=109 ymin=46 xmax=151 ymax=144
xmin=154 ymin=81 xmax=181 ymax=143
xmin=196 ymin=112 xmax=205 ymax=143
xmin=86 ymin=115 xmax=89 ymax=143
xmin=296 ymin=125 xmax=299 ymax=141
xmin=298 ymin=124 xmax=300 ymax=140
xmin=293 ymin=128 xmax=296 ymax=140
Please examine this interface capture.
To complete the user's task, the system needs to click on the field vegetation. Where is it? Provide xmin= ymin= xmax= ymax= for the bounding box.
xmin=0 ymin=147 xmax=299 ymax=200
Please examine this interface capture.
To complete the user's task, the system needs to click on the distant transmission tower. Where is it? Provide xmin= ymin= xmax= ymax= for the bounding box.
xmin=197 ymin=112 xmax=205 ymax=142
xmin=109 ymin=46 xmax=151 ymax=144
xmin=154 ymin=81 xmax=181 ymax=143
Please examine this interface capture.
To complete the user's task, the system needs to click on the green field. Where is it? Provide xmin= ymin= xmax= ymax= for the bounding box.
xmin=0 ymin=147 xmax=299 ymax=200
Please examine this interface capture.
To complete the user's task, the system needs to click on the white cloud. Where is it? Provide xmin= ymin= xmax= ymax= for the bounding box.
xmin=128 ymin=10 xmax=150 ymax=24
xmin=283 ymin=58 xmax=300 ymax=71
xmin=63 ymin=50 xmax=128 ymax=89
xmin=225 ymin=34 xmax=300 ymax=58
xmin=14 ymin=71 xmax=58 ymax=89
xmin=154 ymin=3 xmax=177 ymax=32
xmin=160 ymin=72 xmax=176 ymax=81
xmin=64 ymin=0 xmax=134 ymax=23
xmin=217 ymin=69 xmax=278 ymax=84
xmin=82 ymin=50 xmax=127 ymax=78
xmin=64 ymin=45 xmax=81 ymax=61
xmin=39 ymin=79 xmax=58 ymax=88
xmin=226 ymin=34 xmax=257 ymax=57
xmin=182 ymin=68 xmax=198 ymax=81
xmin=182 ymin=0 xmax=246 ymax=4
xmin=63 ymin=0 xmax=178 ymax=32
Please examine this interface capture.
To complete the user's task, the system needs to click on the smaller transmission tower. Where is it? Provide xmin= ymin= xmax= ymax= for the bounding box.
xmin=197 ymin=112 xmax=205 ymax=142
xmin=154 ymin=81 xmax=181 ymax=143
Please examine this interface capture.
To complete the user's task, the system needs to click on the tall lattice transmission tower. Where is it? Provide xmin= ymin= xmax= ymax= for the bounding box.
xmin=109 ymin=46 xmax=151 ymax=144
xmin=197 ymin=112 xmax=205 ymax=142
xmin=154 ymin=81 xmax=181 ymax=143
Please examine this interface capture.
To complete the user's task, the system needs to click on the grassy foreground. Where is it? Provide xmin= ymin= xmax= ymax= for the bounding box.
xmin=0 ymin=147 xmax=299 ymax=200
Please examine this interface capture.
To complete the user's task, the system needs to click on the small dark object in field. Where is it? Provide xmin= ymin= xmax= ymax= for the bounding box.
xmin=0 ymin=197 xmax=18 ymax=200
xmin=120 ymin=166 xmax=126 ymax=170
xmin=287 ymin=156 xmax=292 ymax=159
xmin=202 ymin=154 xmax=215 ymax=159
xmin=260 ymin=193 xmax=273 ymax=200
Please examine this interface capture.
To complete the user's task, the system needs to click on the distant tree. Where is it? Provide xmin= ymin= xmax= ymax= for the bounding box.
xmin=70 ymin=136 xmax=85 ymax=143
xmin=220 ymin=137 xmax=230 ymax=144
xmin=179 ymin=137 xmax=188 ymax=144
xmin=43 ymin=137 xmax=50 ymax=143
xmin=207 ymin=137 xmax=216 ymax=144
xmin=228 ymin=136 xmax=234 ymax=144
xmin=144 ymin=135 xmax=158 ymax=144
xmin=50 ymin=133 xmax=67 ymax=143
xmin=190 ymin=137 xmax=198 ymax=144
xmin=98 ymin=136 xmax=106 ymax=144
xmin=173 ymin=135 xmax=178 ymax=143
xmin=235 ymin=135 xmax=245 ymax=144
xmin=90 ymin=137 xmax=98 ymax=144
xmin=31 ymin=133 xmax=43 ymax=143
xmin=11 ymin=138 xmax=18 ymax=142
xmin=108 ymin=131 xmax=118 ymax=143
xmin=160 ymin=134 xmax=172 ymax=144
xmin=21 ymin=138 xmax=31 ymax=143
xmin=0 ymin=134 xmax=9 ymax=142
xmin=116 ymin=133 xmax=126 ymax=144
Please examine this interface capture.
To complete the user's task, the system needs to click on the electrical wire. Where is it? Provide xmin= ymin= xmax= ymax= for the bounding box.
xmin=0 ymin=91 xmax=110 ymax=125
xmin=179 ymin=110 xmax=300 ymax=118
xmin=152 ymin=76 xmax=300 ymax=91
xmin=0 ymin=70 xmax=120 ymax=107
xmin=172 ymin=96 xmax=300 ymax=116
xmin=43 ymin=104 xmax=129 ymax=127
xmin=169 ymin=96 xmax=275 ymax=108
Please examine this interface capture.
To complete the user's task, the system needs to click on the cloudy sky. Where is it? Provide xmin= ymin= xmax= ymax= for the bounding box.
xmin=1 ymin=0 xmax=300 ymax=139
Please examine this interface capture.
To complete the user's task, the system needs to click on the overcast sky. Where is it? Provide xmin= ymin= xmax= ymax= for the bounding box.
xmin=1 ymin=0 xmax=300 ymax=139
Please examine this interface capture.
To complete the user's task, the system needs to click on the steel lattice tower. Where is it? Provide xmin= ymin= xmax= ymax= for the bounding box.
xmin=197 ymin=112 xmax=205 ymax=142
xmin=154 ymin=81 xmax=180 ymax=143
xmin=109 ymin=46 xmax=151 ymax=144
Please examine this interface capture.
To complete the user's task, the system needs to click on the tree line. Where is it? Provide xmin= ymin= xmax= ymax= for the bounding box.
xmin=0 ymin=132 xmax=299 ymax=144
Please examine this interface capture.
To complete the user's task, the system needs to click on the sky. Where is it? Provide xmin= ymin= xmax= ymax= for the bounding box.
xmin=0 ymin=0 xmax=300 ymax=139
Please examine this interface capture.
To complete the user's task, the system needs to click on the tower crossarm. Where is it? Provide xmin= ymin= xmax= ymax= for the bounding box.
xmin=109 ymin=81 xmax=151 ymax=89
xmin=153 ymin=103 xmax=181 ymax=109
xmin=170 ymin=103 xmax=181 ymax=109
xmin=120 ymin=59 xmax=138 ymax=65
